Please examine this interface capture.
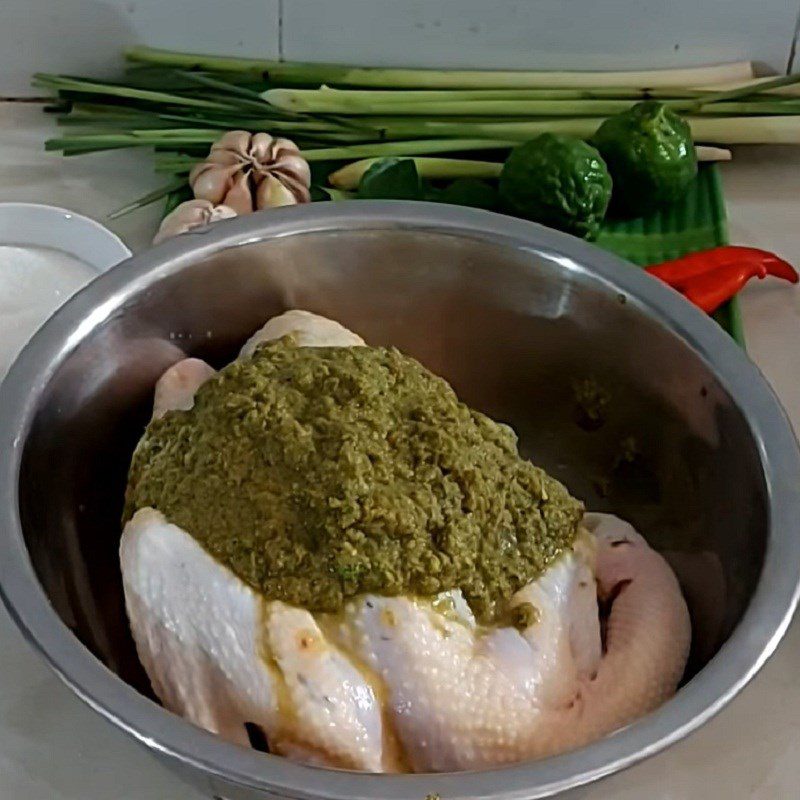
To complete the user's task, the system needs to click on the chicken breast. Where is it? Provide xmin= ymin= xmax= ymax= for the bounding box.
xmin=120 ymin=310 xmax=691 ymax=773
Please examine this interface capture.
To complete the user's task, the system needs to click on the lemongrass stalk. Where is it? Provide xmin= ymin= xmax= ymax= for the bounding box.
xmin=269 ymin=95 xmax=800 ymax=117
xmin=327 ymin=146 xmax=732 ymax=190
xmin=695 ymin=146 xmax=732 ymax=161
xmin=263 ymin=86 xmax=703 ymax=110
xmin=372 ymin=115 xmax=800 ymax=144
xmin=688 ymin=115 xmax=800 ymax=144
xmin=697 ymin=73 xmax=800 ymax=97
xmin=300 ymin=139 xmax=517 ymax=162
xmin=126 ymin=46 xmax=754 ymax=88
xmin=32 ymin=73 xmax=235 ymax=110
xmin=312 ymin=86 xmax=707 ymax=101
xmin=266 ymin=94 xmax=689 ymax=117
xmin=126 ymin=46 xmax=275 ymax=75
xmin=300 ymin=62 xmax=757 ymax=90
xmin=369 ymin=117 xmax=604 ymax=140
xmin=694 ymin=101 xmax=800 ymax=115
xmin=267 ymin=83 xmax=800 ymax=116
xmin=291 ymin=116 xmax=378 ymax=134
xmin=329 ymin=157 xmax=503 ymax=189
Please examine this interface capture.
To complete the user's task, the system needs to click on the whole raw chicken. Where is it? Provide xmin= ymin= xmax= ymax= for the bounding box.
xmin=120 ymin=310 xmax=690 ymax=773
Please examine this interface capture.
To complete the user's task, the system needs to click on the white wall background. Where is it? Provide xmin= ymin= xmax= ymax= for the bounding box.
xmin=1 ymin=0 xmax=799 ymax=95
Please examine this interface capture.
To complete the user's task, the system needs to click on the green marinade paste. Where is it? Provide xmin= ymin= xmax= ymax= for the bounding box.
xmin=124 ymin=337 xmax=583 ymax=623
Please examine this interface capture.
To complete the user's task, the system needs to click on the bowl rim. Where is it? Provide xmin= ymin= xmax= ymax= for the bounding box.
xmin=0 ymin=201 xmax=131 ymax=272
xmin=0 ymin=201 xmax=798 ymax=799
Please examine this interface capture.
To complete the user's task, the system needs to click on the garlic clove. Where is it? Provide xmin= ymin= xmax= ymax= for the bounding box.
xmin=274 ymin=154 xmax=312 ymax=184
xmin=213 ymin=130 xmax=252 ymax=156
xmin=256 ymin=174 xmax=300 ymax=209
xmin=205 ymin=148 xmax=244 ymax=168
xmin=207 ymin=204 xmax=238 ymax=224
xmin=270 ymin=173 xmax=311 ymax=205
xmin=251 ymin=154 xmax=311 ymax=207
xmin=190 ymin=169 xmax=228 ymax=206
xmin=273 ymin=138 xmax=303 ymax=158
xmin=190 ymin=162 xmax=241 ymax=206
xmin=249 ymin=132 xmax=276 ymax=161
xmin=153 ymin=200 xmax=237 ymax=245
xmin=224 ymin=171 xmax=257 ymax=215
xmin=189 ymin=163 xmax=220 ymax=201
xmin=272 ymin=160 xmax=312 ymax=201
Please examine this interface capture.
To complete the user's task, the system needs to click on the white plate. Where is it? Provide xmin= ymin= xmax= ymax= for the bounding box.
xmin=0 ymin=202 xmax=131 ymax=272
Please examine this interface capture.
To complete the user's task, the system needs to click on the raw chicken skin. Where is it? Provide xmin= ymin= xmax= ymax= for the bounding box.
xmin=122 ymin=509 xmax=387 ymax=771
xmin=120 ymin=310 xmax=691 ymax=773
xmin=238 ymin=308 xmax=364 ymax=358
xmin=151 ymin=358 xmax=216 ymax=420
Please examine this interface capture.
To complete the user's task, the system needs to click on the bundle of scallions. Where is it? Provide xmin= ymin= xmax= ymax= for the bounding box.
xmin=35 ymin=46 xmax=800 ymax=216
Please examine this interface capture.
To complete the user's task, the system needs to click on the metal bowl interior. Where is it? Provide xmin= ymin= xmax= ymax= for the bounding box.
xmin=0 ymin=202 xmax=798 ymax=800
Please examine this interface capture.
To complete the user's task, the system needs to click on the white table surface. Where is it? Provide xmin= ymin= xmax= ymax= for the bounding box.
xmin=1 ymin=102 xmax=799 ymax=800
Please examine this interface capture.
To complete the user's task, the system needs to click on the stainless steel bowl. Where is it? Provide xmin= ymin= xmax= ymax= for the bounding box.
xmin=1 ymin=202 xmax=799 ymax=799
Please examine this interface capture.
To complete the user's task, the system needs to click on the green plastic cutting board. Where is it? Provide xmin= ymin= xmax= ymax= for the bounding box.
xmin=595 ymin=164 xmax=745 ymax=347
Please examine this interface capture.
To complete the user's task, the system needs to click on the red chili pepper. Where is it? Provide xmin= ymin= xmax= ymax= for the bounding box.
xmin=682 ymin=262 xmax=767 ymax=313
xmin=646 ymin=246 xmax=798 ymax=314
xmin=647 ymin=246 xmax=798 ymax=285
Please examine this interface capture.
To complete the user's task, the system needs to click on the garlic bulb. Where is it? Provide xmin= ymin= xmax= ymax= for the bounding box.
xmin=153 ymin=200 xmax=237 ymax=245
xmin=189 ymin=131 xmax=311 ymax=215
